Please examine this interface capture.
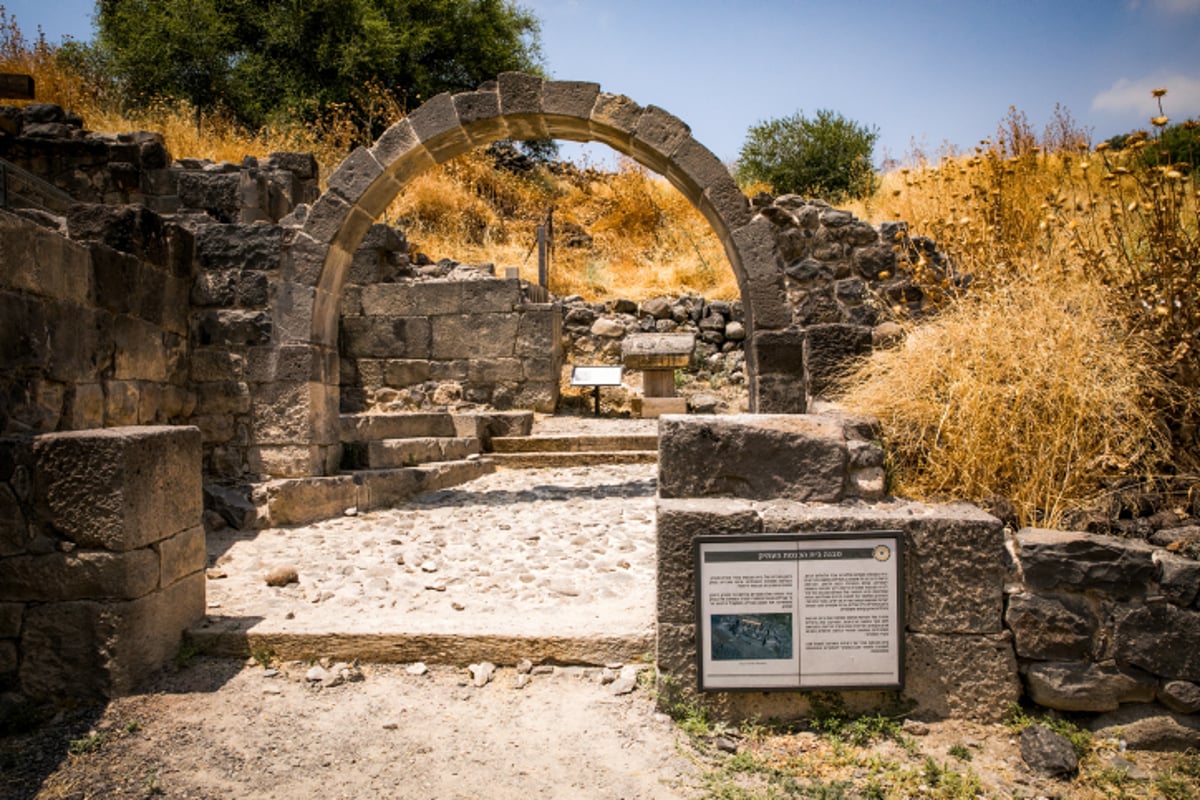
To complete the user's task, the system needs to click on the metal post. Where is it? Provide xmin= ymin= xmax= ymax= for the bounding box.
xmin=536 ymin=224 xmax=548 ymax=289
xmin=593 ymin=386 xmax=601 ymax=417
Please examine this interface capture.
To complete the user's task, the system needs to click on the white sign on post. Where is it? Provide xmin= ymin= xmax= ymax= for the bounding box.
xmin=695 ymin=532 xmax=904 ymax=691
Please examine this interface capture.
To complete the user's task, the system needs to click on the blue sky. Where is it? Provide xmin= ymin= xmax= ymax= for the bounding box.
xmin=7 ymin=0 xmax=1200 ymax=168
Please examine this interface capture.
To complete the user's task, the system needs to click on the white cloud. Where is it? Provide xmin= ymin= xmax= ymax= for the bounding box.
xmin=1092 ymin=74 xmax=1200 ymax=117
xmin=1127 ymin=0 xmax=1200 ymax=13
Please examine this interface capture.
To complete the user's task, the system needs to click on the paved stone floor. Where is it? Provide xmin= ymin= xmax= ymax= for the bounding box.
xmin=201 ymin=462 xmax=659 ymax=647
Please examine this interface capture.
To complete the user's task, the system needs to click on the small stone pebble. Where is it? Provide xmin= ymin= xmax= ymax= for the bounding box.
xmin=513 ymin=674 xmax=531 ymax=690
xmin=469 ymin=662 xmax=496 ymax=687
xmin=265 ymin=566 xmax=299 ymax=587
xmin=407 ymin=662 xmax=428 ymax=676
xmin=516 ymin=659 xmax=533 ymax=675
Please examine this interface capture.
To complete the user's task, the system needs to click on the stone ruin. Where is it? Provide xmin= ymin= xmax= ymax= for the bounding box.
xmin=1 ymin=77 xmax=1198 ymax=742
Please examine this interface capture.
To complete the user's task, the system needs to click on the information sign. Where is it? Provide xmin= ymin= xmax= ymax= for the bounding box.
xmin=570 ymin=365 xmax=623 ymax=386
xmin=695 ymin=532 xmax=904 ymax=691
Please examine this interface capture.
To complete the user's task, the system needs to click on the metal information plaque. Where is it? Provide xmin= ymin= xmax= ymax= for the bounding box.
xmin=695 ymin=532 xmax=904 ymax=692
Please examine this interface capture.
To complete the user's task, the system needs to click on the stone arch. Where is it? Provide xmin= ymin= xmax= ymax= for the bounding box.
xmin=261 ymin=73 xmax=802 ymax=478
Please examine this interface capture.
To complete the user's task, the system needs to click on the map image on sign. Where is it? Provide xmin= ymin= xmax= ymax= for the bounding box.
xmin=710 ymin=613 xmax=794 ymax=661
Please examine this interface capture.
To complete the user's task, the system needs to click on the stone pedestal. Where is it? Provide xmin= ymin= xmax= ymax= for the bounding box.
xmin=623 ymin=333 xmax=694 ymax=418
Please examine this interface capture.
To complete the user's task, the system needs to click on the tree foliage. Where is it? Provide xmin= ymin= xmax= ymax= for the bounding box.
xmin=90 ymin=0 xmax=543 ymax=129
xmin=736 ymin=109 xmax=879 ymax=202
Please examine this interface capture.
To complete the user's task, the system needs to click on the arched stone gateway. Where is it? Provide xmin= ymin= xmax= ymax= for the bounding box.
xmin=259 ymin=73 xmax=804 ymax=477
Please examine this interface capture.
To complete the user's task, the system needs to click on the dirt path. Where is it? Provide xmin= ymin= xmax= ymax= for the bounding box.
xmin=5 ymin=658 xmax=699 ymax=800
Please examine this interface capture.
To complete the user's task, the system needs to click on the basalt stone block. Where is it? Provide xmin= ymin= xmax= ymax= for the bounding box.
xmin=0 ymin=548 xmax=161 ymax=602
xmin=195 ymin=223 xmax=283 ymax=271
xmin=589 ymin=93 xmax=643 ymax=149
xmin=543 ymin=80 xmax=600 ymax=120
xmin=31 ymin=426 xmax=201 ymax=551
xmin=655 ymin=498 xmax=762 ymax=624
xmin=194 ymin=309 xmax=272 ymax=347
xmin=408 ymin=92 xmax=470 ymax=160
xmin=176 ymin=172 xmax=240 ymax=222
xmin=430 ymin=314 xmax=520 ymax=360
xmin=19 ymin=570 xmax=204 ymax=701
xmin=66 ymin=204 xmax=171 ymax=267
xmin=1006 ymin=592 xmax=1097 ymax=660
xmin=1025 ymin=660 xmax=1158 ymax=712
xmin=268 ymin=151 xmax=319 ymax=181
xmin=460 ymin=278 xmax=522 ymax=314
xmin=659 ymin=414 xmax=847 ymax=502
xmin=1089 ymin=703 xmax=1200 ymax=752
xmin=1158 ymin=680 xmax=1200 ymax=714
xmin=1115 ymin=604 xmax=1200 ymax=681
xmin=904 ymin=633 xmax=1021 ymax=722
xmin=1155 ymin=550 xmax=1200 ymax=608
xmin=805 ymin=324 xmax=873 ymax=398
xmin=340 ymin=316 xmax=432 ymax=359
xmin=1017 ymin=529 xmax=1157 ymax=597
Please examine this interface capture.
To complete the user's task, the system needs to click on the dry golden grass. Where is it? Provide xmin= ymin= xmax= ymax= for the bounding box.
xmin=837 ymin=274 xmax=1170 ymax=527
xmin=839 ymin=99 xmax=1199 ymax=524
xmin=390 ymin=153 xmax=736 ymax=300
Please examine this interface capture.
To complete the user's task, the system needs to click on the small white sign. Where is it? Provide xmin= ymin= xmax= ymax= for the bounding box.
xmin=695 ymin=532 xmax=904 ymax=691
xmin=570 ymin=366 xmax=623 ymax=386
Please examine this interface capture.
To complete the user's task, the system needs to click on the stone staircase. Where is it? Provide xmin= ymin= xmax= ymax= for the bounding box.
xmin=487 ymin=432 xmax=659 ymax=468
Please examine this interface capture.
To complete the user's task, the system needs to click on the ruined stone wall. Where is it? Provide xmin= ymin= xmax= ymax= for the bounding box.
xmin=656 ymin=415 xmax=1200 ymax=730
xmin=0 ymin=426 xmax=204 ymax=701
xmin=339 ymin=273 xmax=562 ymax=414
xmin=1008 ymin=529 xmax=1200 ymax=719
xmin=0 ymin=208 xmax=193 ymax=434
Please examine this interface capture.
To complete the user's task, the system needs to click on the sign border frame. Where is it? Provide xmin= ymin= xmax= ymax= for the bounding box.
xmin=693 ymin=531 xmax=906 ymax=693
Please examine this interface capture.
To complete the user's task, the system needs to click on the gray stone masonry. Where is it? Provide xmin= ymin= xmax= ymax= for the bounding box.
xmin=1009 ymin=528 xmax=1200 ymax=715
xmin=654 ymin=413 xmax=1018 ymax=722
xmin=0 ymin=426 xmax=205 ymax=701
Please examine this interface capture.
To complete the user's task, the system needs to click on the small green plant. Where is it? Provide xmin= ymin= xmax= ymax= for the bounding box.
xmin=123 ymin=719 xmax=142 ymax=734
xmin=251 ymin=646 xmax=275 ymax=668
xmin=174 ymin=634 xmax=201 ymax=669
xmin=947 ymin=743 xmax=972 ymax=762
xmin=68 ymin=731 xmax=107 ymax=755
xmin=1155 ymin=751 xmax=1200 ymax=800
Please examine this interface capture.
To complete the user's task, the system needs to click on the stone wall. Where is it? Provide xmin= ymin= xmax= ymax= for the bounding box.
xmin=1009 ymin=528 xmax=1200 ymax=717
xmin=0 ymin=426 xmax=205 ymax=701
xmin=0 ymin=208 xmax=194 ymax=434
xmin=655 ymin=414 xmax=1020 ymax=723
xmin=655 ymin=415 xmax=1200 ymax=729
xmin=340 ymin=272 xmax=562 ymax=414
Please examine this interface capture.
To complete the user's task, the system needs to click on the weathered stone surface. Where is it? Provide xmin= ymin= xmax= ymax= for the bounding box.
xmin=431 ymin=315 xmax=519 ymax=360
xmin=0 ymin=602 xmax=23 ymax=638
xmin=340 ymin=316 xmax=432 ymax=359
xmin=1017 ymin=529 xmax=1157 ymax=597
xmin=805 ymin=323 xmax=873 ymax=398
xmin=1026 ymin=660 xmax=1157 ymax=712
xmin=19 ymin=570 xmax=204 ymax=701
xmin=903 ymin=633 xmax=1021 ymax=722
xmin=1006 ymin=592 xmax=1097 ymax=660
xmin=195 ymin=223 xmax=282 ymax=270
xmin=655 ymin=498 xmax=762 ymax=624
xmin=32 ymin=426 xmax=201 ymax=551
xmin=158 ymin=525 xmax=205 ymax=588
xmin=1158 ymin=680 xmax=1200 ymax=714
xmin=257 ymin=476 xmax=358 ymax=527
xmin=1020 ymin=725 xmax=1078 ymax=778
xmin=0 ymin=548 xmax=161 ymax=602
xmin=1090 ymin=703 xmax=1200 ymax=751
xmin=1155 ymin=550 xmax=1200 ymax=608
xmin=1115 ymin=604 xmax=1200 ymax=680
xmin=195 ymin=309 xmax=272 ymax=347
xmin=659 ymin=414 xmax=847 ymax=502
xmin=622 ymin=333 xmax=695 ymax=369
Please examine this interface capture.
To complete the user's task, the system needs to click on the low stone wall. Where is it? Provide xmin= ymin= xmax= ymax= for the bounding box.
xmin=1009 ymin=528 xmax=1200 ymax=716
xmin=0 ymin=426 xmax=205 ymax=701
xmin=655 ymin=415 xmax=1200 ymax=731
xmin=655 ymin=414 xmax=1019 ymax=722
xmin=340 ymin=275 xmax=562 ymax=413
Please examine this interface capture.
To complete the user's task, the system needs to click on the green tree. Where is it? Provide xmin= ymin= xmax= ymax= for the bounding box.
xmin=92 ymin=0 xmax=543 ymax=129
xmin=736 ymin=109 xmax=879 ymax=202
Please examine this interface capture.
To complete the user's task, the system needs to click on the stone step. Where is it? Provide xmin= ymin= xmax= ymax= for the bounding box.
xmin=365 ymin=437 xmax=482 ymax=469
xmin=490 ymin=434 xmax=659 ymax=453
xmin=185 ymin=626 xmax=653 ymax=669
xmin=488 ymin=450 xmax=657 ymax=469
xmin=340 ymin=411 xmax=533 ymax=443
xmin=253 ymin=458 xmax=494 ymax=527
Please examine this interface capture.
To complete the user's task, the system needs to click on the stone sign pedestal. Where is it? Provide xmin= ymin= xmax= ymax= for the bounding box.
xmin=623 ymin=333 xmax=693 ymax=418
